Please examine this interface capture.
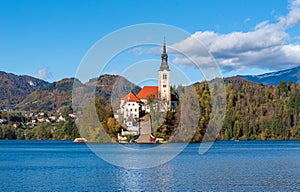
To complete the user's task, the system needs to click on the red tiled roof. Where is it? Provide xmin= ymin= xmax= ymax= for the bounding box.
xmin=122 ymin=92 xmax=140 ymax=102
xmin=137 ymin=86 xmax=158 ymax=99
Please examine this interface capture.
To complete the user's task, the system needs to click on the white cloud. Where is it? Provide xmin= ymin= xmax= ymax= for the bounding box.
xmin=243 ymin=18 xmax=251 ymax=24
xmin=36 ymin=68 xmax=52 ymax=80
xmin=286 ymin=0 xmax=300 ymax=27
xmin=127 ymin=46 xmax=145 ymax=56
xmin=171 ymin=0 xmax=300 ymax=75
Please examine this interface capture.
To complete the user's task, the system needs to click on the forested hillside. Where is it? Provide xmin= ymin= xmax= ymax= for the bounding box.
xmin=81 ymin=77 xmax=300 ymax=142
xmin=15 ymin=74 xmax=140 ymax=113
xmin=1 ymin=72 xmax=300 ymax=141
xmin=192 ymin=79 xmax=300 ymax=141
xmin=0 ymin=71 xmax=48 ymax=109
xmin=15 ymin=78 xmax=80 ymax=112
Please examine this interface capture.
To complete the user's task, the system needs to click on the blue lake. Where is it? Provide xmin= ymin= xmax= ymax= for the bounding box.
xmin=0 ymin=140 xmax=300 ymax=191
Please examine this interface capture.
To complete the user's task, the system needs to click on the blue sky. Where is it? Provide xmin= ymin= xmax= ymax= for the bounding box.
xmin=0 ymin=0 xmax=299 ymax=83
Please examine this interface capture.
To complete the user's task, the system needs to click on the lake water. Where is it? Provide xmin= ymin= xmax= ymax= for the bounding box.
xmin=0 ymin=140 xmax=299 ymax=191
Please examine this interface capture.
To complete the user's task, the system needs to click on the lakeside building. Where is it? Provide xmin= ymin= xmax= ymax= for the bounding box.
xmin=119 ymin=40 xmax=178 ymax=137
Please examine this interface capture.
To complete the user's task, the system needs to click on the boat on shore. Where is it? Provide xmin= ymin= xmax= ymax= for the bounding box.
xmin=73 ymin=138 xmax=87 ymax=143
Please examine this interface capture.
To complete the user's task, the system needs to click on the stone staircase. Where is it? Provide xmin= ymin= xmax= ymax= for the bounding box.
xmin=135 ymin=115 xmax=153 ymax=143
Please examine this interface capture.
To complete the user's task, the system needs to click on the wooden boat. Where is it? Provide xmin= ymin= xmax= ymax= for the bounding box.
xmin=73 ymin=138 xmax=87 ymax=143
xmin=150 ymin=134 xmax=156 ymax=142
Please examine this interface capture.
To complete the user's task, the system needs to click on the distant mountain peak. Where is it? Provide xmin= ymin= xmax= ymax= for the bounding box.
xmin=238 ymin=65 xmax=300 ymax=85
xmin=0 ymin=71 xmax=49 ymax=109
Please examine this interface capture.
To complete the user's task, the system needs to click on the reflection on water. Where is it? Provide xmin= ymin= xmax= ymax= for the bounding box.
xmin=89 ymin=143 xmax=188 ymax=169
xmin=116 ymin=161 xmax=176 ymax=191
xmin=0 ymin=140 xmax=300 ymax=191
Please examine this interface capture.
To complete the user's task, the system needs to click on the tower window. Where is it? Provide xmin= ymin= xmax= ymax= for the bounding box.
xmin=163 ymin=85 xmax=166 ymax=88
xmin=163 ymin=74 xmax=167 ymax=79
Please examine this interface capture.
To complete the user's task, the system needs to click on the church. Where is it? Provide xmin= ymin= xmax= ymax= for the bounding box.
xmin=119 ymin=40 xmax=178 ymax=136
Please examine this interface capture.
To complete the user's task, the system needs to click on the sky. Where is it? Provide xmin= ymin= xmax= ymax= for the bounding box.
xmin=0 ymin=0 xmax=300 ymax=83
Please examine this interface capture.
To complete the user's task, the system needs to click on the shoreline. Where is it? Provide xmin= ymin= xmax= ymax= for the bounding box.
xmin=1 ymin=139 xmax=300 ymax=143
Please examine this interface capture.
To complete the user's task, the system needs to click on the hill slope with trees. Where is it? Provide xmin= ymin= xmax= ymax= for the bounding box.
xmin=0 ymin=71 xmax=49 ymax=109
xmin=15 ymin=74 xmax=140 ymax=113
xmin=192 ymin=79 xmax=300 ymax=141
xmin=1 ymin=71 xmax=300 ymax=141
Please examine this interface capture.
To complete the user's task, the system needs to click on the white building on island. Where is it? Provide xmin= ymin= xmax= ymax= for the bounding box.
xmin=119 ymin=39 xmax=178 ymax=136
xmin=120 ymin=92 xmax=141 ymax=119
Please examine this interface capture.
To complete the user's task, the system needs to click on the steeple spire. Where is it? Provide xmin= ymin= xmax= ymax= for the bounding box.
xmin=158 ymin=37 xmax=171 ymax=110
xmin=160 ymin=37 xmax=170 ymax=71
xmin=163 ymin=37 xmax=166 ymax=54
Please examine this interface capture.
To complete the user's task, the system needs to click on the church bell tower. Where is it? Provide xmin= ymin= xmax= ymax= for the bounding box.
xmin=158 ymin=38 xmax=171 ymax=109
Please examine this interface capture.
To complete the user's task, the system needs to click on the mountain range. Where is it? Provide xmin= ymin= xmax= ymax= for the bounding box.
xmin=0 ymin=71 xmax=138 ymax=112
xmin=0 ymin=65 xmax=299 ymax=112
xmin=0 ymin=71 xmax=48 ymax=109
xmin=238 ymin=66 xmax=300 ymax=85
